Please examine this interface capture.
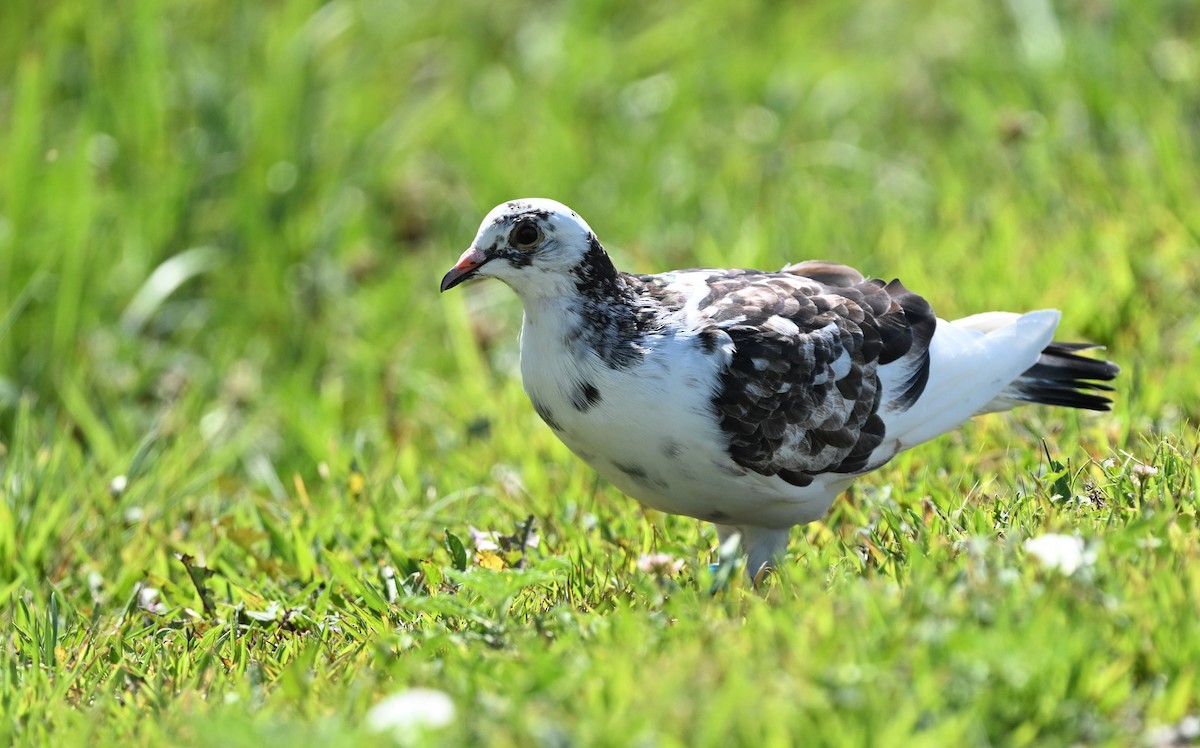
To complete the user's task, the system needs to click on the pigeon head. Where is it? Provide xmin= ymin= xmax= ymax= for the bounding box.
xmin=440 ymin=199 xmax=603 ymax=299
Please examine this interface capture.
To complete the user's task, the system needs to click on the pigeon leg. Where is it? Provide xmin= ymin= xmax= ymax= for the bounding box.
xmin=741 ymin=526 xmax=791 ymax=583
xmin=713 ymin=524 xmax=791 ymax=584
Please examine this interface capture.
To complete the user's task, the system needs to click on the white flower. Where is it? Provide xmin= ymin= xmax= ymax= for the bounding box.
xmin=468 ymin=526 xmax=501 ymax=552
xmin=1023 ymin=533 xmax=1098 ymax=575
xmin=637 ymin=553 xmax=685 ymax=576
xmin=366 ymin=688 xmax=456 ymax=742
xmin=468 ymin=525 xmax=540 ymax=552
xmin=134 ymin=583 xmax=167 ymax=615
xmin=1147 ymin=713 xmax=1200 ymax=746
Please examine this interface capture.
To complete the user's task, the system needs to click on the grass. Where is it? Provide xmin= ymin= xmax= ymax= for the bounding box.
xmin=2 ymin=0 xmax=1199 ymax=744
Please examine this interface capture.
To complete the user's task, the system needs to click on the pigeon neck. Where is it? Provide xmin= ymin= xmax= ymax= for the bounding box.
xmin=521 ymin=237 xmax=649 ymax=370
xmin=570 ymin=234 xmax=626 ymax=301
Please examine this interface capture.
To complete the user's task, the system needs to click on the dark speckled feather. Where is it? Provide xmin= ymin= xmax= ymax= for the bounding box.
xmin=678 ymin=266 xmax=936 ymax=486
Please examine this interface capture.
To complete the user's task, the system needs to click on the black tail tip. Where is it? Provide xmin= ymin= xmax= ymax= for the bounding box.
xmin=1017 ymin=342 xmax=1120 ymax=411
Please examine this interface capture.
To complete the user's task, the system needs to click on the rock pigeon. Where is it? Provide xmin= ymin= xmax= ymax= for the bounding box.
xmin=440 ymin=198 xmax=1119 ymax=578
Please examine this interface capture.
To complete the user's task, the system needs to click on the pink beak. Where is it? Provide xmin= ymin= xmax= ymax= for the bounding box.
xmin=439 ymin=246 xmax=488 ymax=292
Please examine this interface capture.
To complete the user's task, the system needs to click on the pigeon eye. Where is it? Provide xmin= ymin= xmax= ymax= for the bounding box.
xmin=510 ymin=221 xmax=543 ymax=249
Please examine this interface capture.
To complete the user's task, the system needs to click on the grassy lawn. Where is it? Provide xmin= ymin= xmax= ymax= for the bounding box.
xmin=2 ymin=0 xmax=1199 ymax=745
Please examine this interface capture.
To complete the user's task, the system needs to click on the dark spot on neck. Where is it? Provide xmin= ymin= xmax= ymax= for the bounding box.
xmin=566 ymin=235 xmax=650 ymax=370
xmin=572 ymin=235 xmax=623 ymax=297
xmin=571 ymin=382 xmax=602 ymax=412
xmin=531 ymin=397 xmax=562 ymax=431
xmin=613 ymin=461 xmax=668 ymax=490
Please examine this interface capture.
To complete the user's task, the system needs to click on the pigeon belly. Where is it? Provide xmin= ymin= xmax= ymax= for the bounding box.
xmin=518 ymin=315 xmax=845 ymax=528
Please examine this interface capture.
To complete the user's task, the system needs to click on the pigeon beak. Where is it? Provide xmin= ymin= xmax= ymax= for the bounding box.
xmin=440 ymin=246 xmax=488 ymax=292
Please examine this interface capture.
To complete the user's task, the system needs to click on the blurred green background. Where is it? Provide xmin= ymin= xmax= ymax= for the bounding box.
xmin=2 ymin=0 xmax=1199 ymax=745
xmin=3 ymin=0 xmax=1197 ymax=449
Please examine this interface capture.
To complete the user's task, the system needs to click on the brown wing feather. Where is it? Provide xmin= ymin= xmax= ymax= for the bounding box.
xmin=700 ymin=269 xmax=934 ymax=486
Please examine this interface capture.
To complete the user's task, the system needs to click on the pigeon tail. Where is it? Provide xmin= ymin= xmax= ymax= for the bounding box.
xmin=986 ymin=342 xmax=1120 ymax=413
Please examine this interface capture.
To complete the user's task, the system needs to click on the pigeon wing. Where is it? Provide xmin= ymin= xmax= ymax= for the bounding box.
xmin=688 ymin=267 xmax=936 ymax=486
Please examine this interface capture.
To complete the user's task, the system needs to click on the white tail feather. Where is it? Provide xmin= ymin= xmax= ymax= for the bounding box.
xmin=879 ymin=309 xmax=1061 ymax=452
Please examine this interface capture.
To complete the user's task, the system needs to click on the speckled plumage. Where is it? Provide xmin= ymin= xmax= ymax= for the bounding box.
xmin=440 ymin=199 xmax=1119 ymax=577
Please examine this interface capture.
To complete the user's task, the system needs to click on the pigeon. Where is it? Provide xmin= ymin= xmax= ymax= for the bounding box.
xmin=440 ymin=198 xmax=1119 ymax=578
